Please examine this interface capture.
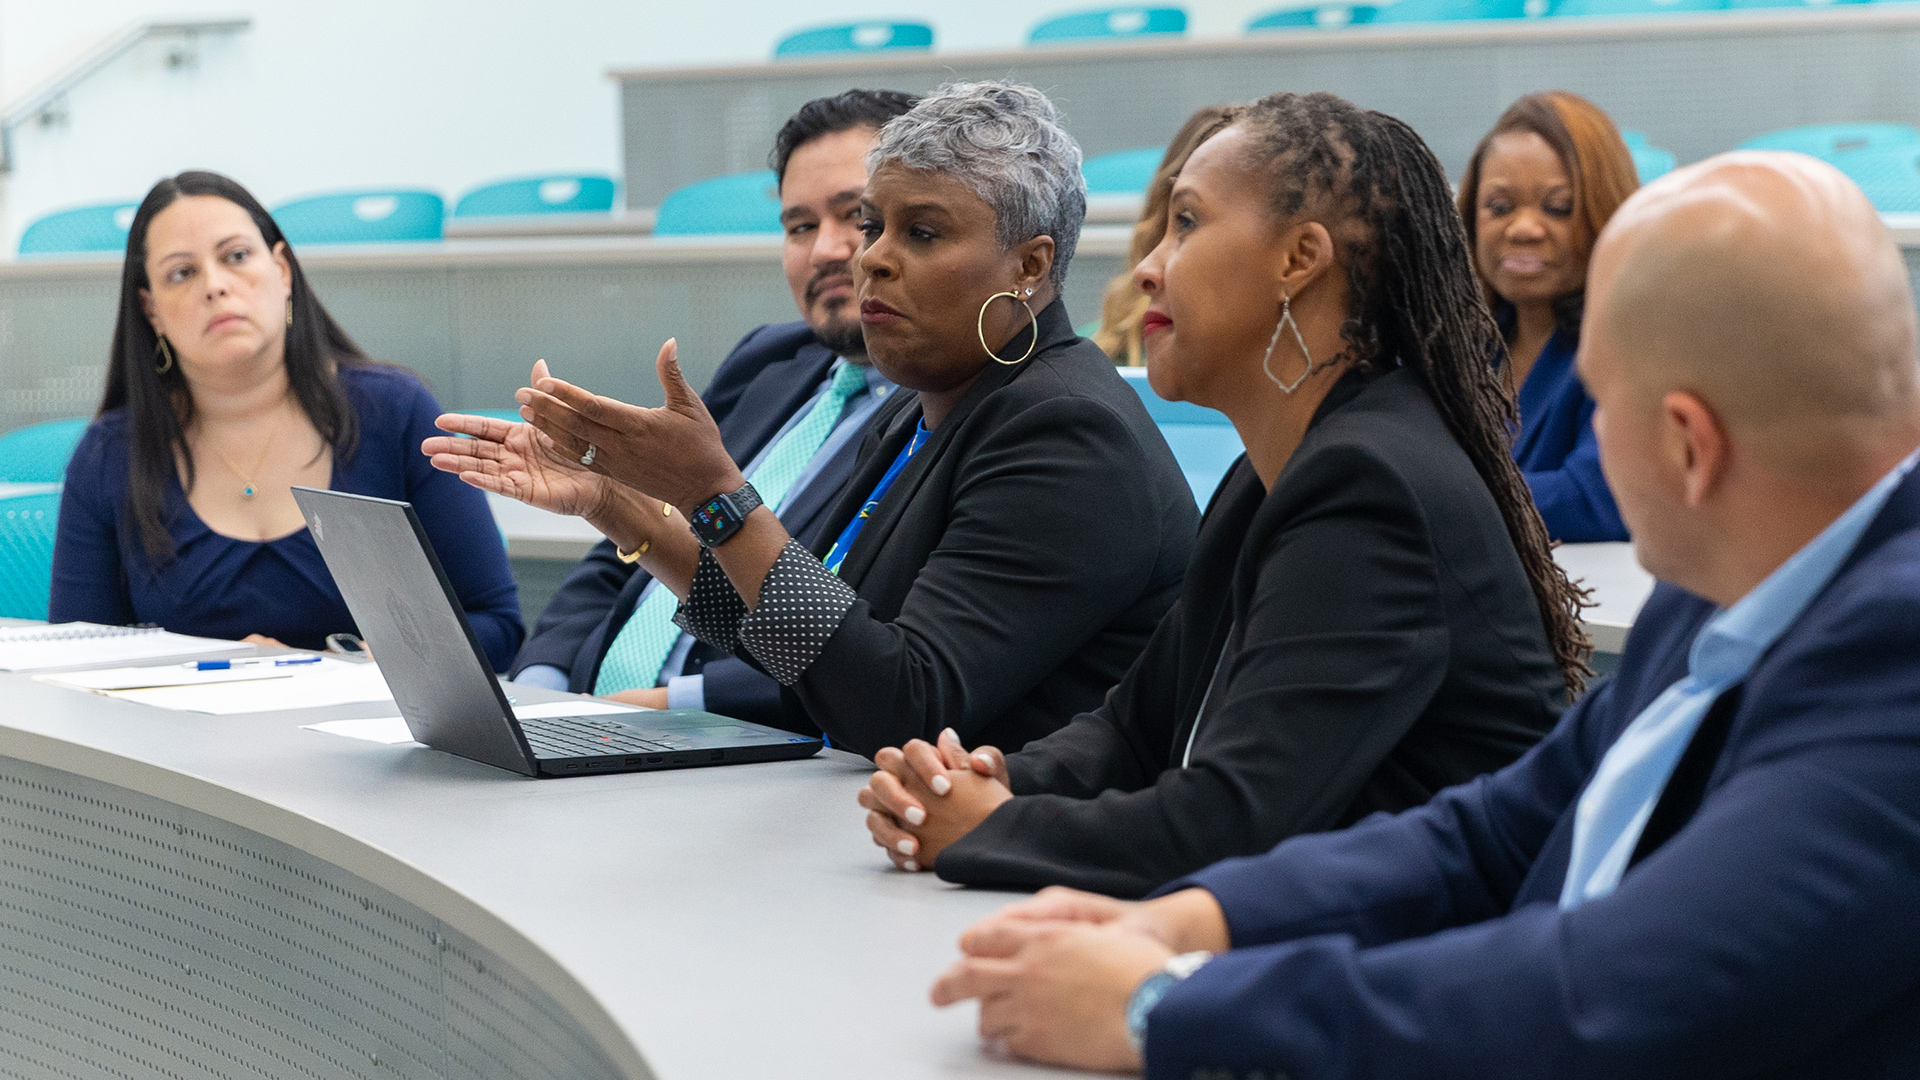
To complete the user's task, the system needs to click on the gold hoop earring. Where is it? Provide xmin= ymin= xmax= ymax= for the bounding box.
xmin=977 ymin=288 xmax=1038 ymax=366
xmin=154 ymin=336 xmax=175 ymax=375
xmin=1262 ymin=294 xmax=1315 ymax=394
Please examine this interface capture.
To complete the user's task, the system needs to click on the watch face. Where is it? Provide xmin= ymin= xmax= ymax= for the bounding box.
xmin=692 ymin=496 xmax=732 ymax=530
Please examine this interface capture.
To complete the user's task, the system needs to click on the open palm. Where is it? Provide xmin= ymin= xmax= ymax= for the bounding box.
xmin=423 ymin=412 xmax=609 ymax=519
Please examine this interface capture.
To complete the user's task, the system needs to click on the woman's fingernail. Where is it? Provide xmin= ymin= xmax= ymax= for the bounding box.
xmin=930 ymin=775 xmax=952 ymax=796
xmin=904 ymin=805 xmax=926 ymax=826
xmin=942 ymin=727 xmax=959 ymax=743
xmin=975 ymin=753 xmax=996 ymax=770
xmin=903 ymin=860 xmax=920 ymax=872
xmin=897 ymin=838 xmax=918 ymax=855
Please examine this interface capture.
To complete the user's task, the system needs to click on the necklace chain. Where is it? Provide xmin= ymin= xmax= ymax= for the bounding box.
xmin=203 ymin=403 xmax=287 ymax=501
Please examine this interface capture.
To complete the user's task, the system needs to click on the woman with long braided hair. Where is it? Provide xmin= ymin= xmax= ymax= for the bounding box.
xmin=858 ymin=91 xmax=1587 ymax=899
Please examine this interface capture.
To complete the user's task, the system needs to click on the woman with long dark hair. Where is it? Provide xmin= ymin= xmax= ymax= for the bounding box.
xmin=50 ymin=171 xmax=522 ymax=667
xmin=859 ymin=91 xmax=1591 ymax=898
xmin=1459 ymin=91 xmax=1639 ymax=542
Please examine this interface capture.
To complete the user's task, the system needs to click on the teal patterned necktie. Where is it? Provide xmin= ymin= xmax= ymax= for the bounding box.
xmin=593 ymin=362 xmax=870 ymax=696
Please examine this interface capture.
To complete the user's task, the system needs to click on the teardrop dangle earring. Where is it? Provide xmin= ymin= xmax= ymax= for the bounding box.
xmin=1261 ymin=293 xmax=1315 ymax=394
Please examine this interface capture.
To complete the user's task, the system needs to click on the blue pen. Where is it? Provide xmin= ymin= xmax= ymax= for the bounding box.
xmin=187 ymin=656 xmax=324 ymax=670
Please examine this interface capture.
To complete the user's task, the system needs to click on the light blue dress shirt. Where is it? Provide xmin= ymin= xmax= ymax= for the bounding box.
xmin=1562 ymin=448 xmax=1920 ymax=909
xmin=513 ymin=359 xmax=894 ymax=704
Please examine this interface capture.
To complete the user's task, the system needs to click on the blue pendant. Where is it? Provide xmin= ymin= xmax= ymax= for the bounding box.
xmin=242 ymin=484 xmax=256 ymax=499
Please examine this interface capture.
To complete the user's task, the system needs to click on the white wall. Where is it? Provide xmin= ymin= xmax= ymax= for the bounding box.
xmin=0 ymin=0 xmax=1275 ymax=256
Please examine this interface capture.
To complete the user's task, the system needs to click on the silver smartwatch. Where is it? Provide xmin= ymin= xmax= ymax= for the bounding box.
xmin=1124 ymin=950 xmax=1213 ymax=1055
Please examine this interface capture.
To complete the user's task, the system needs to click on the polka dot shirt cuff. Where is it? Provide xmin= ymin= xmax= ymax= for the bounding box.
xmin=672 ymin=547 xmax=749 ymax=650
xmin=735 ymin=539 xmax=858 ymax=685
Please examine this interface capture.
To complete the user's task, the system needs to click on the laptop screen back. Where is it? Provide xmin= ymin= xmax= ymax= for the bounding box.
xmin=292 ymin=487 xmax=537 ymax=776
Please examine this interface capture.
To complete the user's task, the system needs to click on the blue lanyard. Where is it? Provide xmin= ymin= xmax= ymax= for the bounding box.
xmin=823 ymin=420 xmax=930 ymax=574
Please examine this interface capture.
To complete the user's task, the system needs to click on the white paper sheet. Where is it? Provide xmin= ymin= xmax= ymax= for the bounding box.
xmin=303 ymin=698 xmax=646 ymax=745
xmin=37 ymin=663 xmax=300 ymax=691
xmin=102 ymin=658 xmax=394 ymax=714
xmin=0 ymin=622 xmax=249 ymax=672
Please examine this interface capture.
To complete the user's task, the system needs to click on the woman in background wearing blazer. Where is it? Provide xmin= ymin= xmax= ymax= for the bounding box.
xmin=428 ymin=82 xmax=1198 ymax=758
xmin=1459 ymin=90 xmax=1639 ymax=542
xmin=860 ymin=92 xmax=1590 ymax=898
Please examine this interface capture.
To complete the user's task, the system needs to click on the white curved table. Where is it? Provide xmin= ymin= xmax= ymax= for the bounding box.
xmin=0 ymin=674 xmax=1047 ymax=1079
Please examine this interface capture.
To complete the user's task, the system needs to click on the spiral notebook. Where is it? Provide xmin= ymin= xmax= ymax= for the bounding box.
xmin=0 ymin=622 xmax=249 ymax=673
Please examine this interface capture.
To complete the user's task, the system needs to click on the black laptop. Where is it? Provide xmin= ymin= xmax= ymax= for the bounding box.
xmin=292 ymin=486 xmax=823 ymax=778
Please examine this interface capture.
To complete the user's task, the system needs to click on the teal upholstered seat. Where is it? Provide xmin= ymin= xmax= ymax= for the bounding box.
xmin=1248 ymin=3 xmax=1383 ymax=28
xmin=1030 ymin=7 xmax=1188 ymax=42
xmin=19 ymin=203 xmax=137 ymax=256
xmin=652 ymin=171 xmax=783 ymax=236
xmin=1118 ymin=369 xmax=1243 ymax=503
xmin=1620 ymin=131 xmax=1679 ymax=182
xmin=1735 ymin=123 xmax=1920 ymax=160
xmin=0 ymin=492 xmax=60 ymax=620
xmin=272 ymin=191 xmax=444 ymax=245
xmin=1083 ymin=148 xmax=1167 ymax=194
xmin=0 ymin=418 xmax=88 ymax=482
xmin=775 ymin=22 xmax=933 ymax=57
xmin=1835 ymin=145 xmax=1920 ymax=212
xmin=453 ymin=176 xmax=618 ymax=218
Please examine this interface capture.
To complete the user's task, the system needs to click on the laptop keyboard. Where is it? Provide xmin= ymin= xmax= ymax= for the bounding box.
xmin=520 ymin=716 xmax=687 ymax=759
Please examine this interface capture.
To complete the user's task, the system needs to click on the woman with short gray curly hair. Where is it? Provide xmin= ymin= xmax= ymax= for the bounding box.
xmin=488 ymin=80 xmax=1199 ymax=764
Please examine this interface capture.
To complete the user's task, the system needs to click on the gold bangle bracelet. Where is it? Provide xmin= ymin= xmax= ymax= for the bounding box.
xmin=616 ymin=539 xmax=651 ymax=563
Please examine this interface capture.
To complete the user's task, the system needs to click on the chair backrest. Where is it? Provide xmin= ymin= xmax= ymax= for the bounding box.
xmin=453 ymin=176 xmax=618 ymax=218
xmin=1543 ymin=0 xmax=1723 ymax=14
xmin=19 ymin=203 xmax=138 ymax=257
xmin=774 ymin=22 xmax=933 ymax=57
xmin=0 ymin=492 xmax=60 ymax=620
xmin=1372 ymin=0 xmax=1536 ymax=24
xmin=1030 ymin=6 xmax=1188 ymax=43
xmin=271 ymin=191 xmax=444 ymax=245
xmin=1735 ymin=123 xmax=1920 ymax=160
xmin=1083 ymin=147 xmax=1168 ymax=194
xmin=0 ymin=418 xmax=90 ymax=483
xmin=1118 ymin=369 xmax=1243 ymax=503
xmin=1248 ymin=3 xmax=1384 ymax=29
xmin=652 ymin=171 xmax=783 ymax=236
xmin=1618 ymin=132 xmax=1680 ymax=182
xmin=1835 ymin=144 xmax=1920 ymax=213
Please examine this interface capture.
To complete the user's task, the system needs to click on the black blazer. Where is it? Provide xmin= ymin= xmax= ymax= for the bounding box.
xmin=936 ymin=366 xmax=1569 ymax=898
xmin=761 ymin=299 xmax=1199 ymax=756
xmin=509 ymin=322 xmax=868 ymax=724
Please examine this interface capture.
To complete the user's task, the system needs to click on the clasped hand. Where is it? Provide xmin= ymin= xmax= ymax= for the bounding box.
xmin=858 ymin=728 xmax=1014 ymax=871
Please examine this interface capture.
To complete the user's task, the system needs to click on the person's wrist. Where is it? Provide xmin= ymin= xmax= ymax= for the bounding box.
xmin=588 ymin=486 xmax=656 ymax=555
xmin=1136 ymin=889 xmax=1230 ymax=953
xmin=674 ymin=467 xmax=748 ymax=519
xmin=1124 ymin=950 xmax=1213 ymax=1056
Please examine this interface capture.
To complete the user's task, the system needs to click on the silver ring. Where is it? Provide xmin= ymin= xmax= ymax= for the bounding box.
xmin=579 ymin=443 xmax=597 ymax=467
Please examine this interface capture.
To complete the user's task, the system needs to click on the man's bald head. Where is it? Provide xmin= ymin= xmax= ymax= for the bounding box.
xmin=1586 ymin=152 xmax=1919 ymax=470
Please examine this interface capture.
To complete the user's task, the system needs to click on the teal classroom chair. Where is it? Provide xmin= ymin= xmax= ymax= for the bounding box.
xmin=775 ymin=22 xmax=933 ymax=57
xmin=652 ymin=171 xmax=783 ymax=236
xmin=272 ymin=190 xmax=444 ymax=245
xmin=1373 ymin=0 xmax=1539 ymax=24
xmin=19 ymin=203 xmax=137 ymax=256
xmin=1835 ymin=145 xmax=1920 ymax=212
xmin=0 ymin=418 xmax=89 ymax=482
xmin=1248 ymin=3 xmax=1383 ymax=29
xmin=1735 ymin=123 xmax=1920 ymax=160
xmin=1083 ymin=148 xmax=1167 ymax=194
xmin=1118 ymin=369 xmax=1244 ymax=504
xmin=453 ymin=176 xmax=617 ymax=218
xmin=1547 ymin=0 xmax=1723 ymax=16
xmin=1620 ymin=130 xmax=1679 ymax=182
xmin=1030 ymin=7 xmax=1188 ymax=43
xmin=0 ymin=492 xmax=60 ymax=620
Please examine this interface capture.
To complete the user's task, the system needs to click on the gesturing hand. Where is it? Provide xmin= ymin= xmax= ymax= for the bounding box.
xmin=858 ymin=728 xmax=1013 ymax=871
xmin=515 ymin=340 xmax=742 ymax=512
xmin=930 ymin=918 xmax=1167 ymax=1073
xmin=424 ymin=364 xmax=613 ymax=519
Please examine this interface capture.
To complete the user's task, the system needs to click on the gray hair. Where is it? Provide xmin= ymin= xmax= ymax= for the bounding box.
xmin=869 ymin=81 xmax=1087 ymax=288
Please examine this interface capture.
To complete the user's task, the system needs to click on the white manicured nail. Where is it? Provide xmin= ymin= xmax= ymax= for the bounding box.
xmin=930 ymin=775 xmax=952 ymax=796
xmin=897 ymin=838 xmax=918 ymax=855
xmin=904 ymin=805 xmax=926 ymax=826
xmin=975 ymin=753 xmax=996 ymax=770
xmin=941 ymin=727 xmax=960 ymax=743
xmin=903 ymin=860 xmax=920 ymax=872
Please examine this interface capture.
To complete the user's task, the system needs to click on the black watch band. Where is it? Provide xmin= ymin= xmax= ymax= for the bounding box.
xmin=687 ymin=482 xmax=764 ymax=548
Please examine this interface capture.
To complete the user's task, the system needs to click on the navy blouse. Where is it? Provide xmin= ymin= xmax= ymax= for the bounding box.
xmin=1511 ymin=325 xmax=1628 ymax=543
xmin=50 ymin=365 xmax=524 ymax=669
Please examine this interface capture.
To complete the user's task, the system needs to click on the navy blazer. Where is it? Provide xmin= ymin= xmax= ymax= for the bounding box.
xmin=508 ymin=322 xmax=868 ymax=723
xmin=1148 ymin=464 xmax=1920 ymax=1079
xmin=1513 ymin=324 xmax=1627 ymax=542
